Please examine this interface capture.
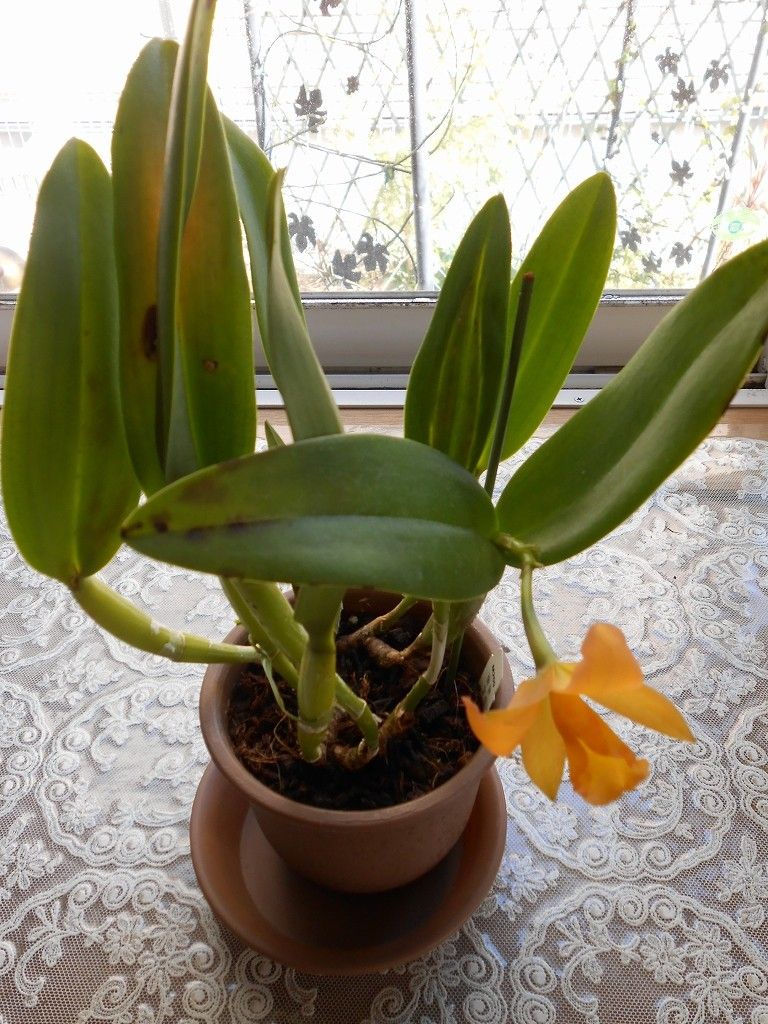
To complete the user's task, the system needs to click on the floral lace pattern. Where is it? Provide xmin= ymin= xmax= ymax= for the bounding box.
xmin=0 ymin=436 xmax=767 ymax=1023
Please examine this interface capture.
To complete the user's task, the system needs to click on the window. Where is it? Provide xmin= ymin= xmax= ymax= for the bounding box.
xmin=2 ymin=1 xmax=767 ymax=382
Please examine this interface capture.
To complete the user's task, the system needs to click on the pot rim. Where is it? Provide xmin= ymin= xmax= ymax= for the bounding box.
xmin=199 ymin=610 xmax=513 ymax=828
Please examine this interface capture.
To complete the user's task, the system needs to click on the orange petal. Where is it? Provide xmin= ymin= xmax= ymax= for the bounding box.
xmin=509 ymin=672 xmax=556 ymax=709
xmin=521 ymin=697 xmax=566 ymax=800
xmin=550 ymin=693 xmax=649 ymax=805
xmin=589 ymin=684 xmax=694 ymax=742
xmin=569 ymin=624 xmax=693 ymax=741
xmin=565 ymin=739 xmax=649 ymax=805
xmin=569 ymin=623 xmax=644 ymax=697
xmin=462 ymin=696 xmax=539 ymax=757
xmin=462 ymin=664 xmax=569 ymax=759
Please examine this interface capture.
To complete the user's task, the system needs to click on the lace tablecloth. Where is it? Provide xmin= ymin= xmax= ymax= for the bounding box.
xmin=1 ymin=436 xmax=767 ymax=1024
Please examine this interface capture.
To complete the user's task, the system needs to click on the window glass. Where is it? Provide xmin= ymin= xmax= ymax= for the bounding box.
xmin=1 ymin=0 xmax=766 ymax=295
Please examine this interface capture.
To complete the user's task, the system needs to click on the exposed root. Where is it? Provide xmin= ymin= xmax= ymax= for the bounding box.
xmin=336 ymin=596 xmax=416 ymax=653
xmin=329 ymin=739 xmax=378 ymax=770
xmin=329 ymin=707 xmax=413 ymax=770
xmin=397 ymin=633 xmax=431 ymax=663
xmin=363 ymin=636 xmax=407 ymax=666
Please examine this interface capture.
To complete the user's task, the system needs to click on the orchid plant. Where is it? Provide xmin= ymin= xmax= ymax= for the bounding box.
xmin=3 ymin=0 xmax=768 ymax=806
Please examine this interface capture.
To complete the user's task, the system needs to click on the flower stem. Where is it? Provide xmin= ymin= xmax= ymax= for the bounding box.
xmin=519 ymin=563 xmax=557 ymax=669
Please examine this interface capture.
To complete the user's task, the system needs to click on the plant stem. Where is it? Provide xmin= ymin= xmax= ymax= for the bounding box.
xmin=296 ymin=648 xmax=335 ymax=762
xmin=494 ymin=532 xmax=541 ymax=566
xmin=519 ymin=563 xmax=557 ymax=670
xmin=293 ymin=587 xmax=388 ymax=750
xmin=335 ymin=684 xmax=380 ymax=755
xmin=222 ymin=578 xmax=380 ymax=753
xmin=484 ymin=271 xmax=535 ymax=497
xmin=337 ymin=595 xmax=417 ymax=650
xmin=232 ymin=578 xmax=307 ymax=664
xmin=444 ymin=633 xmax=464 ymax=689
xmin=294 ymin=586 xmax=344 ymax=762
xmin=398 ymin=616 xmax=433 ymax=660
xmin=442 ymin=595 xmax=486 ymax=687
xmin=383 ymin=601 xmax=450 ymax=730
xmin=71 ymin=576 xmax=261 ymax=664
xmin=220 ymin=578 xmax=300 ymax=685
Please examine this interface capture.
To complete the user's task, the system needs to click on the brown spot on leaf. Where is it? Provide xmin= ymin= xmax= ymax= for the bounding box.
xmin=203 ymin=359 xmax=218 ymax=373
xmin=152 ymin=515 xmax=168 ymax=533
xmin=142 ymin=305 xmax=158 ymax=360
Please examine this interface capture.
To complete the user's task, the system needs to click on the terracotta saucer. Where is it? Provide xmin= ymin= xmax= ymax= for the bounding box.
xmin=190 ymin=762 xmax=507 ymax=975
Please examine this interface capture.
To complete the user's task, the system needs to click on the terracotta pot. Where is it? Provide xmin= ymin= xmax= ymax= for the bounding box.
xmin=198 ymin=590 xmax=513 ymax=894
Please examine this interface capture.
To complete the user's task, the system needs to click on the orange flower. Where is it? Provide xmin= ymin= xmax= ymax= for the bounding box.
xmin=464 ymin=623 xmax=694 ymax=805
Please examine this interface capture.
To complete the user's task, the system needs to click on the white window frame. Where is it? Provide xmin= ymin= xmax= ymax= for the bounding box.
xmin=292 ymin=290 xmax=683 ymax=370
xmin=260 ymin=290 xmax=768 ymax=407
xmin=2 ymin=290 xmax=766 ymax=408
xmin=0 ymin=289 xmax=672 ymax=372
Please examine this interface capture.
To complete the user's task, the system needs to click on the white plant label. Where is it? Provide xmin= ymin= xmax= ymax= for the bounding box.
xmin=479 ymin=648 xmax=505 ymax=710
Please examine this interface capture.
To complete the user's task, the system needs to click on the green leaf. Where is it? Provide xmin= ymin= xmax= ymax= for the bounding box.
xmin=264 ymin=421 xmax=285 ymax=449
xmin=223 ymin=117 xmax=294 ymax=341
xmin=112 ymin=39 xmax=176 ymax=495
xmin=1 ymin=141 xmax=139 ymax=582
xmin=115 ymin=29 xmax=255 ymax=491
xmin=496 ymin=238 xmax=768 ymax=565
xmin=263 ymin=171 xmax=342 ymax=440
xmin=155 ymin=0 xmax=218 ymax=480
xmin=404 ymin=195 xmax=511 ymax=474
xmin=225 ymin=124 xmax=340 ymax=440
xmin=122 ymin=435 xmax=504 ymax=600
xmin=177 ymin=94 xmax=256 ymax=469
xmin=480 ymin=172 xmax=616 ymax=469
xmin=224 ymin=129 xmax=343 ymax=635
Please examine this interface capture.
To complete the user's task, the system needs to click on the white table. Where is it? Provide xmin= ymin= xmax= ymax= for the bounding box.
xmin=1 ymin=436 xmax=767 ymax=1023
